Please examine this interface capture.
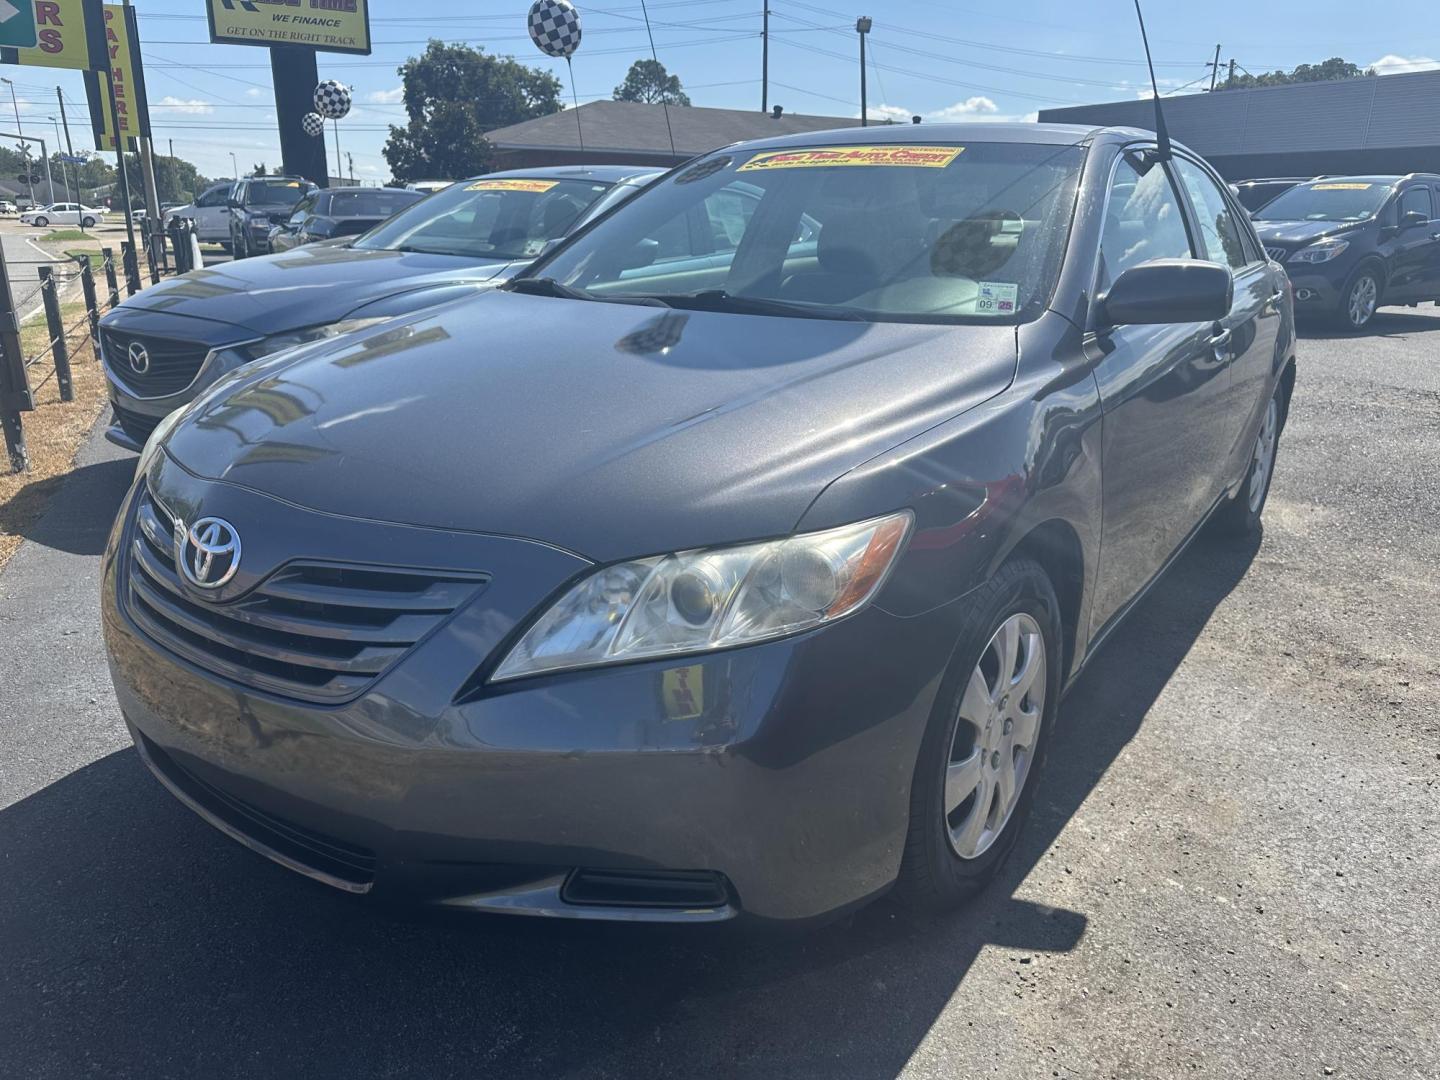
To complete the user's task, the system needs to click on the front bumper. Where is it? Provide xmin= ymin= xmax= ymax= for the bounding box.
xmin=1284 ymin=269 xmax=1345 ymax=309
xmin=102 ymin=468 xmax=955 ymax=923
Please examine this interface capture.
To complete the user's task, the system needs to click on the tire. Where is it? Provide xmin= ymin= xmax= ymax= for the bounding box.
xmin=893 ymin=557 xmax=1062 ymax=913
xmin=1210 ymin=382 xmax=1284 ymax=537
xmin=81 ymin=216 xmax=96 ymax=228
xmin=33 ymin=216 xmax=47 ymax=227
xmin=1335 ymin=263 xmax=1382 ymax=331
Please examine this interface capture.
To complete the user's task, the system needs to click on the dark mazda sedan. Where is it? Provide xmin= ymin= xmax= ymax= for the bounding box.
xmin=103 ymin=124 xmax=1295 ymax=924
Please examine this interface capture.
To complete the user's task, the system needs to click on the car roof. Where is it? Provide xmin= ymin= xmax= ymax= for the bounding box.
xmin=322 ymin=186 xmax=417 ymax=195
xmin=470 ymin=164 xmax=677 ymax=184
xmin=713 ymin=121 xmax=1106 ymax=154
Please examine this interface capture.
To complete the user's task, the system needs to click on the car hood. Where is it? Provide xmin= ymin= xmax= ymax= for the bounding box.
xmin=163 ymin=293 xmax=1018 ymax=561
xmin=1251 ymin=219 xmax=1360 ymax=246
xmin=119 ymin=245 xmax=520 ymax=333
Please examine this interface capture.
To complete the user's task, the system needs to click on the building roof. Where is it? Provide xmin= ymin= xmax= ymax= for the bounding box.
xmin=484 ymin=100 xmax=859 ymax=158
xmin=1038 ymin=70 xmax=1440 ymax=158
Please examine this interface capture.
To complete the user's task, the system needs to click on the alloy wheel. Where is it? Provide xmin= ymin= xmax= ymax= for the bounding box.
xmin=1348 ymin=274 xmax=1378 ymax=328
xmin=945 ymin=612 xmax=1046 ymax=860
xmin=1248 ymin=397 xmax=1279 ymax=513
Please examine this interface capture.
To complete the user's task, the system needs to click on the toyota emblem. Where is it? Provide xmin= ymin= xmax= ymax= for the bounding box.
xmin=177 ymin=517 xmax=242 ymax=590
xmin=127 ymin=341 xmax=150 ymax=374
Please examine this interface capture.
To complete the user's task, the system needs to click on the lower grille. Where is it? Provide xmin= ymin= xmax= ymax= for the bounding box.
xmin=103 ymin=328 xmax=210 ymax=397
xmin=137 ymin=730 xmax=378 ymax=890
xmin=112 ymin=401 xmax=161 ymax=442
xmin=562 ymin=868 xmax=732 ymax=909
xmin=124 ymin=488 xmax=488 ymax=704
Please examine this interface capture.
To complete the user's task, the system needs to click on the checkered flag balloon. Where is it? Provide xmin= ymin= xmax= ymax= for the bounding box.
xmin=528 ymin=0 xmax=582 ymax=58
xmin=313 ymin=80 xmax=352 ymax=120
xmin=301 ymin=112 xmax=325 ymax=137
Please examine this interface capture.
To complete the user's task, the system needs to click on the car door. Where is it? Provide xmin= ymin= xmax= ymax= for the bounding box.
xmin=195 ymin=184 xmax=232 ymax=241
xmin=1171 ymin=154 xmax=1282 ymax=487
xmin=1085 ymin=150 xmax=1238 ymax=633
xmin=277 ymin=192 xmax=318 ymax=250
xmin=1385 ymin=185 xmax=1439 ymax=302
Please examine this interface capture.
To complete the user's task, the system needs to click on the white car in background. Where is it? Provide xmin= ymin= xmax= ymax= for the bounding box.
xmin=162 ymin=181 xmax=237 ymax=248
xmin=20 ymin=202 xmax=105 ymax=228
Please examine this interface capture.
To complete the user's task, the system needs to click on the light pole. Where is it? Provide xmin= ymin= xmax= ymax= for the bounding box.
xmin=229 ymin=151 xmax=238 ymax=179
xmin=1 ymin=78 xmax=34 ymax=206
xmin=856 ymin=17 xmax=872 ymax=127
xmin=48 ymin=118 xmax=72 ymax=204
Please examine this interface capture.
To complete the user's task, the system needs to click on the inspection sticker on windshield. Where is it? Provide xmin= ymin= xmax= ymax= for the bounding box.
xmin=976 ymin=281 xmax=1019 ymax=316
xmin=1311 ymin=183 xmax=1373 ymax=191
xmin=465 ymin=179 xmax=560 ymax=193
xmin=738 ymin=145 xmax=964 ymax=172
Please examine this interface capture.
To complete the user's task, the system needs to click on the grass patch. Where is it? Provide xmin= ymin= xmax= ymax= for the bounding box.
xmin=40 ymin=229 xmax=94 ymax=243
xmin=0 ymin=294 xmax=110 ymax=569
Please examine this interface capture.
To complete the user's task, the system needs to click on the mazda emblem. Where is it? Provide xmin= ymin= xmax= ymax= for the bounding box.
xmin=127 ymin=341 xmax=151 ymax=374
xmin=177 ymin=517 xmax=241 ymax=590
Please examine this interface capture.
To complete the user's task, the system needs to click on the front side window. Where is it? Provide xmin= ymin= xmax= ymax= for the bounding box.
xmin=354 ymin=178 xmax=613 ymax=260
xmin=531 ymin=141 xmax=1087 ymax=323
xmin=1098 ymin=156 xmax=1193 ymax=293
xmin=1398 ymin=186 xmax=1434 ymax=221
xmin=1174 ymin=158 xmax=1249 ymax=269
xmin=1253 ymin=180 xmax=1393 ymax=223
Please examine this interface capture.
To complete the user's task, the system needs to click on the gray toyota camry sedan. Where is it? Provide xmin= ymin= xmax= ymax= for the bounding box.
xmin=103 ymin=124 xmax=1295 ymax=924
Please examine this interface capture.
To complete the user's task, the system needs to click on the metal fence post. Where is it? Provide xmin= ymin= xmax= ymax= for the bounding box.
xmin=121 ymin=241 xmax=140 ymax=296
xmin=39 ymin=267 xmax=73 ymax=403
xmin=80 ymin=256 xmax=100 ymax=348
xmin=102 ymin=247 xmax=120 ymax=308
xmin=0 ymin=240 xmax=33 ymax=472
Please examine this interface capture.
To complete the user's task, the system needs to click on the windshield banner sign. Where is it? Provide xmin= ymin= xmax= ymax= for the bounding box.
xmin=738 ymin=146 xmax=965 ymax=172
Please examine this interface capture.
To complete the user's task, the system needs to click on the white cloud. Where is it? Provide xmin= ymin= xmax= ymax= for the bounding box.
xmin=926 ymin=96 xmax=1000 ymax=121
xmin=245 ymin=87 xmax=263 ymax=99
xmin=367 ymin=87 xmax=404 ymax=105
xmin=154 ymin=96 xmax=214 ymax=115
xmin=1370 ymin=53 xmax=1440 ymax=76
xmin=858 ymin=103 xmax=916 ymax=123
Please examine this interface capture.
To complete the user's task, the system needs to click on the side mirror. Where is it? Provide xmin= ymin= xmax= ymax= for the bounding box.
xmin=1400 ymin=209 xmax=1429 ymax=229
xmin=1099 ymin=259 xmax=1233 ymax=326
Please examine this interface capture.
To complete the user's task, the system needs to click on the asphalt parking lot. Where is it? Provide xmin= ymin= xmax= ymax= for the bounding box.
xmin=1 ymin=308 xmax=1436 ymax=1079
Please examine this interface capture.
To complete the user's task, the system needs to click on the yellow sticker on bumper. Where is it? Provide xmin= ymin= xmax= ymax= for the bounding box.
xmin=1311 ymin=182 xmax=1373 ymax=191
xmin=738 ymin=145 xmax=965 ymax=172
xmin=465 ymin=179 xmax=561 ymax=193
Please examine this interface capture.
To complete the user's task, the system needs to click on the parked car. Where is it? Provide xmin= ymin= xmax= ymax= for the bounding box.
xmin=405 ymin=180 xmax=452 ymax=194
xmin=103 ymin=124 xmax=1295 ymax=924
xmin=99 ymin=165 xmax=663 ymax=448
xmin=1252 ymin=173 xmax=1440 ymax=330
xmin=19 ymin=202 xmax=104 ymax=227
xmin=0 ymin=199 xmax=17 ymax=215
xmin=227 ymin=176 xmax=319 ymax=259
xmin=164 ymin=182 xmax=238 ymax=248
xmin=267 ymin=186 xmax=426 ymax=253
xmin=1230 ymin=177 xmax=1313 ymax=213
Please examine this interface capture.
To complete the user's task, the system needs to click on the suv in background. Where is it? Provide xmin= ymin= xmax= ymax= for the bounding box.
xmin=1231 ymin=177 xmax=1313 ymax=213
xmin=1253 ymin=174 xmax=1440 ymax=330
xmin=228 ymin=176 xmax=318 ymax=258
xmin=164 ymin=182 xmax=237 ymax=248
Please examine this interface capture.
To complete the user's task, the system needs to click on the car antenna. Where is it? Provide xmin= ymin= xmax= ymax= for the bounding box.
xmin=1133 ymin=0 xmax=1172 ymax=166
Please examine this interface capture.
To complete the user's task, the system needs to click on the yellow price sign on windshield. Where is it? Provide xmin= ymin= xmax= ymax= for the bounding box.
xmin=1311 ymin=183 xmax=1373 ymax=191
xmin=466 ymin=179 xmax=560 ymax=193
xmin=739 ymin=145 xmax=965 ymax=171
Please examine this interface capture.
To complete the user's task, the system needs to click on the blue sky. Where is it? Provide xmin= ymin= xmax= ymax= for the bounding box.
xmin=4 ymin=0 xmax=1438 ymax=184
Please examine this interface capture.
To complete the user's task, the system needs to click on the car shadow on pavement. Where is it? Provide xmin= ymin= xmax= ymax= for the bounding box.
xmin=0 ymin=535 xmax=1258 ymax=1079
xmin=0 ymin=456 xmax=134 ymax=557
xmin=1297 ymin=308 xmax=1440 ymax=340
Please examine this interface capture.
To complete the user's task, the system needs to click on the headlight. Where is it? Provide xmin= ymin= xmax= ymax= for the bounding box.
xmin=135 ymin=405 xmax=188 ymax=475
xmin=244 ymin=316 xmax=392 ymax=360
xmin=1289 ymin=239 xmax=1350 ymax=264
xmin=492 ymin=511 xmax=912 ymax=682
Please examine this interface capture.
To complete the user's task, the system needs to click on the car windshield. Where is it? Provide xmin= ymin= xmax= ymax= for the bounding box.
xmin=326 ymin=190 xmax=425 ymax=218
xmin=527 ymin=141 xmax=1086 ymax=324
xmin=248 ymin=180 xmax=311 ymax=207
xmin=1253 ymin=181 xmax=1393 ymax=222
xmin=353 ymin=177 xmax=614 ymax=259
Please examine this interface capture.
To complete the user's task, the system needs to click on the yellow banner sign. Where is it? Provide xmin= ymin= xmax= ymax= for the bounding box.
xmin=739 ymin=145 xmax=965 ymax=172
xmin=94 ymin=3 xmax=142 ymax=149
xmin=206 ymin=0 xmax=371 ymax=55
xmin=3 ymin=0 xmax=95 ymax=69
xmin=1311 ymin=183 xmax=1373 ymax=191
xmin=465 ymin=179 xmax=560 ymax=193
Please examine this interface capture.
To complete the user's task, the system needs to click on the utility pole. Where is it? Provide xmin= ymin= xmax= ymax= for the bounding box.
xmin=761 ymin=4 xmax=769 ymax=113
xmin=1209 ymin=44 xmax=1222 ymax=91
xmin=2 ymin=79 xmax=33 ymax=207
xmin=168 ymin=138 xmax=173 ymax=160
xmin=57 ymin=88 xmax=78 ymax=202
xmin=1227 ymin=58 xmax=1237 ymax=90
xmin=856 ymin=16 xmax=872 ymax=126
xmin=49 ymin=119 xmax=71 ymax=203
xmin=346 ymin=151 xmax=354 ymax=185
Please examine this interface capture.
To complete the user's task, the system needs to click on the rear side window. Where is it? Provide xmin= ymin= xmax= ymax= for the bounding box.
xmin=1399 ymin=186 xmax=1434 ymax=220
xmin=1098 ymin=156 xmax=1193 ymax=293
xmin=1174 ymin=158 xmax=1249 ymax=269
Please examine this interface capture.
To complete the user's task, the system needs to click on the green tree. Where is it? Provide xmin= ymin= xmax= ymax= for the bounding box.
xmin=252 ymin=162 xmax=268 ymax=176
xmin=613 ymin=59 xmax=691 ymax=106
xmin=1219 ymin=57 xmax=1374 ymax=91
xmin=382 ymin=41 xmax=564 ymax=182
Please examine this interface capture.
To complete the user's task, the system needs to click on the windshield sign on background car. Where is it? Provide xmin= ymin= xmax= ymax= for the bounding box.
xmin=527 ymin=141 xmax=1085 ymax=324
xmin=1253 ymin=180 xmax=1391 ymax=222
xmin=354 ymin=178 xmax=612 ymax=259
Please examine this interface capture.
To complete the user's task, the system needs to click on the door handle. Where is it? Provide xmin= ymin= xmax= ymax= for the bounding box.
xmin=1430 ymin=231 xmax=1440 ymax=241
xmin=1208 ymin=327 xmax=1233 ymax=359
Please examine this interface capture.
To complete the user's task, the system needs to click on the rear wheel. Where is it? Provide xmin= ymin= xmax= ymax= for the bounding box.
xmin=1211 ymin=385 xmax=1284 ymax=537
xmin=894 ymin=558 xmax=1060 ymax=912
xmin=81 ymin=216 xmax=96 ymax=228
xmin=1336 ymin=265 xmax=1381 ymax=331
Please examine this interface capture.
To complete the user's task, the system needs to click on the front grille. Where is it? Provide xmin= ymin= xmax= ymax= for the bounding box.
xmin=1265 ymin=246 xmax=1287 ymax=262
xmin=103 ymin=328 xmax=210 ymax=397
xmin=138 ymin=730 xmax=378 ymax=890
xmin=123 ymin=488 xmax=488 ymax=703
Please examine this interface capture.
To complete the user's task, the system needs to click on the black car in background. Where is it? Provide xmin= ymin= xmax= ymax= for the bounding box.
xmin=228 ymin=176 xmax=319 ymax=259
xmin=268 ymin=186 xmax=427 ymax=253
xmin=1252 ymin=173 xmax=1440 ymax=330
xmin=104 ymin=124 xmax=1296 ymax=924
xmin=100 ymin=165 xmax=663 ymax=449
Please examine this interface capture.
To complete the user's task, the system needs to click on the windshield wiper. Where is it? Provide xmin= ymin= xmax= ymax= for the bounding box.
xmin=637 ymin=290 xmax=866 ymax=321
xmin=504 ymin=277 xmax=668 ymax=307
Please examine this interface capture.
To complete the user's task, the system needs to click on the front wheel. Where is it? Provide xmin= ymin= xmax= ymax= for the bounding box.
xmin=1337 ymin=266 xmax=1381 ymax=331
xmin=33 ymin=216 xmax=47 ymax=227
xmin=894 ymin=557 xmax=1061 ymax=912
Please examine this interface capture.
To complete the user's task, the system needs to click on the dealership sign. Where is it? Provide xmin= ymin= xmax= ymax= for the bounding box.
xmin=0 ymin=0 xmax=107 ymax=70
xmin=205 ymin=0 xmax=371 ymax=55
